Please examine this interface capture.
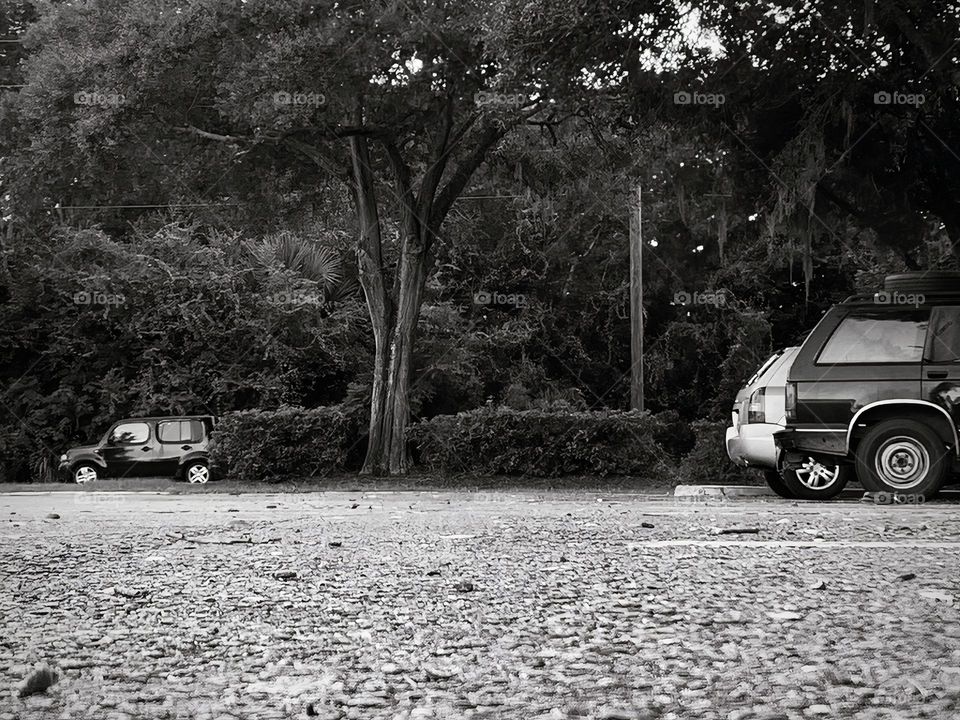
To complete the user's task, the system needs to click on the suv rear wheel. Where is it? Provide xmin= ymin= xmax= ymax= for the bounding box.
xmin=855 ymin=419 xmax=949 ymax=497
xmin=782 ymin=457 xmax=850 ymax=500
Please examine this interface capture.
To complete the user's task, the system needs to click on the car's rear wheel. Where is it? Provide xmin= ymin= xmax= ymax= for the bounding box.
xmin=782 ymin=457 xmax=850 ymax=500
xmin=855 ymin=419 xmax=948 ymax=498
xmin=763 ymin=470 xmax=795 ymax=499
xmin=73 ymin=463 xmax=99 ymax=484
xmin=185 ymin=461 xmax=210 ymax=484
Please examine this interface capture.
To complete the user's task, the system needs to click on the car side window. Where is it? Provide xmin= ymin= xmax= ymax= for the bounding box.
xmin=157 ymin=421 xmax=181 ymax=443
xmin=158 ymin=420 xmax=205 ymax=443
xmin=928 ymin=307 xmax=960 ymax=363
xmin=817 ymin=310 xmax=930 ymax=364
xmin=108 ymin=422 xmax=150 ymax=445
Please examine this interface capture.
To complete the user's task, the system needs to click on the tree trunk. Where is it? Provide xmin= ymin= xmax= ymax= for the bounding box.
xmin=382 ymin=224 xmax=432 ymax=473
xmin=354 ymin=118 xmax=506 ymax=475
xmin=349 ymin=133 xmax=394 ymax=476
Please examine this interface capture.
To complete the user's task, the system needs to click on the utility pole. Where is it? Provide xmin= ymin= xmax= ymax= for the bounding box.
xmin=630 ymin=183 xmax=644 ymax=412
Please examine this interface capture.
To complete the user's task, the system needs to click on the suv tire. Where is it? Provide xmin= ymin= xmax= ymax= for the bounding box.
xmin=763 ymin=470 xmax=795 ymax=499
xmin=855 ymin=419 xmax=948 ymax=497
xmin=782 ymin=458 xmax=850 ymax=500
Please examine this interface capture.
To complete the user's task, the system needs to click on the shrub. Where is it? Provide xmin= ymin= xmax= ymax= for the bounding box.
xmin=209 ymin=405 xmax=362 ymax=482
xmin=408 ymin=407 xmax=674 ymax=478
xmin=678 ymin=418 xmax=757 ymax=485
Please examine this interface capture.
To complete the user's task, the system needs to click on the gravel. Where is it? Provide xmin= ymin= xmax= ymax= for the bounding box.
xmin=2 ymin=490 xmax=960 ymax=719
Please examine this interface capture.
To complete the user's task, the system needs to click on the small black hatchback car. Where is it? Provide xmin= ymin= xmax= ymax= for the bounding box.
xmin=776 ymin=272 xmax=960 ymax=500
xmin=58 ymin=416 xmax=216 ymax=484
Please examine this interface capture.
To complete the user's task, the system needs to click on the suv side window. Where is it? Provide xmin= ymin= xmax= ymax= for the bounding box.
xmin=817 ymin=309 xmax=930 ymax=365
xmin=927 ymin=307 xmax=960 ymax=363
xmin=109 ymin=422 xmax=150 ymax=445
xmin=158 ymin=420 xmax=205 ymax=443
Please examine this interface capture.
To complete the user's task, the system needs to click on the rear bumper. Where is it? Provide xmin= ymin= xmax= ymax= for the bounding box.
xmin=775 ymin=427 xmax=848 ymax=458
xmin=726 ymin=423 xmax=781 ymax=470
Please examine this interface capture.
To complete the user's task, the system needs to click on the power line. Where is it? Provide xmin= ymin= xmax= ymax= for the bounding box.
xmin=53 ymin=203 xmax=240 ymax=210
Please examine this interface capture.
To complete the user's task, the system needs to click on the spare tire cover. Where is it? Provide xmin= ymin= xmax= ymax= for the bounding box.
xmin=884 ymin=272 xmax=960 ymax=293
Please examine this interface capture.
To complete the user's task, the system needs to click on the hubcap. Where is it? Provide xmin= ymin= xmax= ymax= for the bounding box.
xmin=795 ymin=457 xmax=841 ymax=490
xmin=187 ymin=465 xmax=209 ymax=484
xmin=75 ymin=466 xmax=97 ymax=484
xmin=876 ymin=436 xmax=929 ymax=490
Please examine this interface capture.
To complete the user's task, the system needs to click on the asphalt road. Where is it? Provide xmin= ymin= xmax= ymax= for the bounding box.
xmin=2 ymin=490 xmax=960 ymax=719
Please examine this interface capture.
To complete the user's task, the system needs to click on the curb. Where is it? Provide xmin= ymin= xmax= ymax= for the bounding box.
xmin=2 ymin=491 xmax=174 ymax=497
xmin=674 ymin=485 xmax=775 ymax=498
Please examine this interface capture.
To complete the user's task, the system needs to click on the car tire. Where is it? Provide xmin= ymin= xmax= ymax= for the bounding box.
xmin=781 ymin=458 xmax=850 ymax=500
xmin=763 ymin=470 xmax=795 ymax=499
xmin=184 ymin=460 xmax=211 ymax=484
xmin=855 ymin=419 xmax=948 ymax=498
xmin=73 ymin=463 xmax=99 ymax=484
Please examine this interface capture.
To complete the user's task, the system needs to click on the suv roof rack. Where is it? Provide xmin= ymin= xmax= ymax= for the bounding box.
xmin=842 ymin=290 xmax=960 ymax=305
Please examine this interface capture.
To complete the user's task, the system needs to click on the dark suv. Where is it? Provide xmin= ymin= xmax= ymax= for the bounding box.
xmin=59 ymin=416 xmax=216 ymax=484
xmin=776 ymin=272 xmax=960 ymax=500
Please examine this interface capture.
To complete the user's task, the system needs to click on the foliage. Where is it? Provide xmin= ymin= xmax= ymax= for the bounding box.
xmin=679 ymin=419 xmax=756 ymax=486
xmin=0 ymin=222 xmax=368 ymax=482
xmin=407 ymin=407 xmax=675 ymax=478
xmin=208 ymin=405 xmax=361 ymax=482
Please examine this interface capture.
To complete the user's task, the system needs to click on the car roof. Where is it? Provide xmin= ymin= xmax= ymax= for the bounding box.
xmin=113 ymin=416 xmax=215 ymax=424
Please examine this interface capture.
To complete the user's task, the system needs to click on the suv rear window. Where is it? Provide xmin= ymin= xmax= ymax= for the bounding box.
xmin=928 ymin=307 xmax=960 ymax=363
xmin=817 ymin=311 xmax=929 ymax=365
xmin=157 ymin=420 xmax=205 ymax=444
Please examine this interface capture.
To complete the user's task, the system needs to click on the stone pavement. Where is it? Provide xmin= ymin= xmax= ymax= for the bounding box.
xmin=2 ymin=490 xmax=960 ymax=719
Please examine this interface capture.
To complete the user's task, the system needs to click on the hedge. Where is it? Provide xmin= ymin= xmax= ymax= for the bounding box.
xmin=407 ymin=407 xmax=675 ymax=478
xmin=208 ymin=405 xmax=361 ymax=482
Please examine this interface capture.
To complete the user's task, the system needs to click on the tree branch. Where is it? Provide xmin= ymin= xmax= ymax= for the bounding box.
xmin=431 ymin=123 xmax=508 ymax=228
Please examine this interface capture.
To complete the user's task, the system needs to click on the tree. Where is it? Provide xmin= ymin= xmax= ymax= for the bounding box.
xmin=11 ymin=0 xmax=696 ymax=473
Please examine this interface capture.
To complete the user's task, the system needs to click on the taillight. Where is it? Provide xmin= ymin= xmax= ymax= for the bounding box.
xmin=785 ymin=381 xmax=797 ymax=421
xmin=747 ymin=388 xmax=766 ymax=424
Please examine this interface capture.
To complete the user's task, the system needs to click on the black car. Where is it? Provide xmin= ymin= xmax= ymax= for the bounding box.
xmin=776 ymin=272 xmax=960 ymax=500
xmin=59 ymin=416 xmax=216 ymax=484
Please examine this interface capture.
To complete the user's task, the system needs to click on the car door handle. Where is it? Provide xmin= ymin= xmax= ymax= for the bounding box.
xmin=142 ymin=446 xmax=152 ymax=452
xmin=181 ymin=445 xmax=192 ymax=451
xmin=928 ymin=370 xmax=949 ymax=379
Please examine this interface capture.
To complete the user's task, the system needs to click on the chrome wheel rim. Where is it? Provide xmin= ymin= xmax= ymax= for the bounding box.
xmin=187 ymin=465 xmax=209 ymax=484
xmin=795 ymin=457 xmax=841 ymax=490
xmin=75 ymin=466 xmax=97 ymax=484
xmin=876 ymin=436 xmax=929 ymax=490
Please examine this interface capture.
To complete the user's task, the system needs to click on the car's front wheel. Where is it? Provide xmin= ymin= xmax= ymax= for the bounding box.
xmin=782 ymin=457 xmax=850 ymax=500
xmin=73 ymin=463 xmax=99 ymax=484
xmin=184 ymin=461 xmax=210 ymax=484
xmin=855 ymin=419 xmax=948 ymax=498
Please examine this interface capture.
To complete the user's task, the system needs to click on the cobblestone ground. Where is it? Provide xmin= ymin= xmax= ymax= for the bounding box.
xmin=3 ymin=490 xmax=960 ymax=720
